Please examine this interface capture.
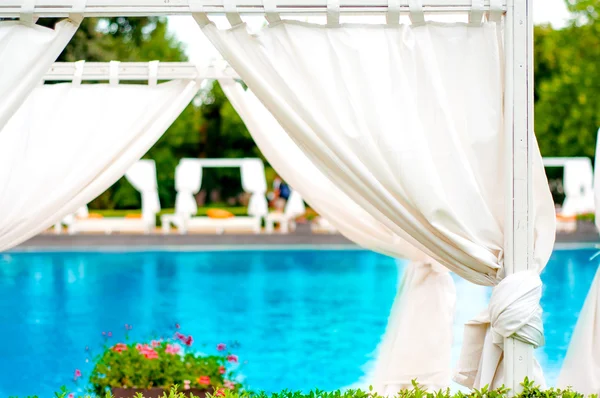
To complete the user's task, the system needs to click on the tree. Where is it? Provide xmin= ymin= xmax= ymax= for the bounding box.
xmin=533 ymin=1 xmax=600 ymax=159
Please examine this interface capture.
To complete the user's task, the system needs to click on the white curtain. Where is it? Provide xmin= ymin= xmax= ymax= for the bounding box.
xmin=556 ymin=129 xmax=600 ymax=394
xmin=0 ymin=79 xmax=201 ymax=251
xmin=125 ymin=160 xmax=161 ymax=222
xmin=219 ymin=79 xmax=455 ymax=391
xmin=596 ymin=129 xmax=600 ymax=232
xmin=285 ymin=190 xmax=306 ymax=218
xmin=203 ymin=19 xmax=556 ymax=389
xmin=174 ymin=159 xmax=203 ymax=216
xmin=556 ymin=268 xmax=600 ymax=394
xmin=241 ymin=158 xmax=269 ymax=217
xmin=0 ymin=19 xmax=80 ymax=131
xmin=562 ymin=159 xmax=594 ymax=216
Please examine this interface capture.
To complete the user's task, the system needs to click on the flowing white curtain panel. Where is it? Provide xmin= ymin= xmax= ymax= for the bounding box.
xmin=220 ymin=79 xmax=455 ymax=391
xmin=595 ymin=129 xmax=600 ymax=232
xmin=556 ymin=267 xmax=600 ymax=395
xmin=240 ymin=159 xmax=269 ymax=216
xmin=125 ymin=160 xmax=162 ymax=223
xmin=0 ymin=19 xmax=80 ymax=131
xmin=174 ymin=159 xmax=204 ymax=217
xmin=203 ymin=19 xmax=556 ymax=389
xmin=0 ymin=79 xmax=201 ymax=251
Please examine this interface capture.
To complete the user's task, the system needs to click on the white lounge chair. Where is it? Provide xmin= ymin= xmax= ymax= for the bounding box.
xmin=63 ymin=160 xmax=161 ymax=235
xmin=265 ymin=190 xmax=305 ymax=234
xmin=162 ymin=158 xmax=268 ymax=234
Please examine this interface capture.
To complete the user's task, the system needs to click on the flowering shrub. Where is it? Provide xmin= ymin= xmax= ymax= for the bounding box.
xmin=89 ymin=328 xmax=242 ymax=396
xmin=14 ymin=378 xmax=592 ymax=398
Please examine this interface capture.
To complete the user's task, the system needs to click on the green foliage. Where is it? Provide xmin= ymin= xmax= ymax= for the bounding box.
xmin=23 ymin=378 xmax=598 ymax=398
xmin=89 ymin=339 xmax=241 ymax=396
xmin=534 ymin=0 xmax=600 ymax=159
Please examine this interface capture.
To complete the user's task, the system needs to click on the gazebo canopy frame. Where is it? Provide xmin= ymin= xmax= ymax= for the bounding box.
xmin=3 ymin=0 xmax=534 ymax=394
xmin=44 ymin=61 xmax=240 ymax=81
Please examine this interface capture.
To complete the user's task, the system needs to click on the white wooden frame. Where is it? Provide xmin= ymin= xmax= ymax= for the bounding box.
xmin=504 ymin=0 xmax=534 ymax=393
xmin=1 ymin=0 xmax=506 ymax=17
xmin=5 ymin=0 xmax=535 ymax=393
xmin=44 ymin=61 xmax=239 ymax=81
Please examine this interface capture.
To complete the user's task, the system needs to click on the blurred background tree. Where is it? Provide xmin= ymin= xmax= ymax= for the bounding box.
xmin=534 ymin=0 xmax=600 ymax=159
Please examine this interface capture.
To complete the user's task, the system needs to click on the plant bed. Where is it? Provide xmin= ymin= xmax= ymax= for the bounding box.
xmin=89 ymin=326 xmax=243 ymax=397
xmin=112 ymin=387 xmax=208 ymax=398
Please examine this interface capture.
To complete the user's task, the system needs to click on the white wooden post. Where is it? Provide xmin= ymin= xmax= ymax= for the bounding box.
xmin=503 ymin=0 xmax=534 ymax=394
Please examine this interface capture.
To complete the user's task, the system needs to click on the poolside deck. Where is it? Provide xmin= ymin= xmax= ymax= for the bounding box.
xmin=11 ymin=221 xmax=599 ymax=251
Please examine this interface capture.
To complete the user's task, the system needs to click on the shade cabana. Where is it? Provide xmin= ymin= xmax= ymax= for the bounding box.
xmin=0 ymin=0 xmax=554 ymax=394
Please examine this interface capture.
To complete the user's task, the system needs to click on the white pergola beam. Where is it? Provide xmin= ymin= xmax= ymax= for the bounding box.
xmin=0 ymin=0 xmax=506 ymax=17
xmin=44 ymin=62 xmax=240 ymax=81
xmin=503 ymin=0 xmax=534 ymax=394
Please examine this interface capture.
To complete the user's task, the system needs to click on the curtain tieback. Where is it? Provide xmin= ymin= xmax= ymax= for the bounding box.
xmin=453 ymin=271 xmax=544 ymax=388
xmin=489 ymin=270 xmax=545 ymax=348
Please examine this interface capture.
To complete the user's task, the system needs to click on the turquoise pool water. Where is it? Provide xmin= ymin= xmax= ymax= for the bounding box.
xmin=0 ymin=247 xmax=597 ymax=397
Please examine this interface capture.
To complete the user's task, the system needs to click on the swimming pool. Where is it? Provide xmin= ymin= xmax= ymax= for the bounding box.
xmin=0 ymin=247 xmax=597 ymax=397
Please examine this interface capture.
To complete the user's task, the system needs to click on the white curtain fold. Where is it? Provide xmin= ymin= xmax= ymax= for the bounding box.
xmin=0 ymin=79 xmax=201 ymax=251
xmin=372 ymin=261 xmax=455 ymax=394
xmin=204 ymin=19 xmax=556 ymax=389
xmin=595 ymin=129 xmax=600 ymax=232
xmin=0 ymin=19 xmax=80 ymax=131
xmin=556 ymin=266 xmax=600 ymax=394
xmin=125 ymin=160 xmax=161 ymax=223
xmin=285 ymin=190 xmax=306 ymax=218
xmin=174 ymin=159 xmax=204 ymax=217
xmin=219 ymin=79 xmax=455 ymax=390
xmin=241 ymin=158 xmax=269 ymax=216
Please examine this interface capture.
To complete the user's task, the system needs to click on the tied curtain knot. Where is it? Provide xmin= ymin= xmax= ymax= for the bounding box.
xmin=454 ymin=270 xmax=544 ymax=389
xmin=489 ymin=270 xmax=545 ymax=348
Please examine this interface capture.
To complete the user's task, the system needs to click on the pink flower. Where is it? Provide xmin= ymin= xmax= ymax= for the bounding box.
xmin=108 ymin=332 xmax=112 ymax=337
xmin=226 ymin=355 xmax=238 ymax=364
xmin=176 ymin=323 xmax=181 ymax=329
xmin=219 ymin=366 xmax=226 ymax=374
xmin=198 ymin=375 xmax=211 ymax=386
xmin=184 ymin=335 xmax=194 ymax=346
xmin=112 ymin=343 xmax=128 ymax=353
xmin=224 ymin=380 xmax=235 ymax=390
xmin=216 ymin=389 xmax=225 ymax=396
xmin=151 ymin=340 xmax=161 ymax=347
xmin=217 ymin=343 xmax=226 ymax=351
xmin=175 ymin=332 xmax=185 ymax=342
xmin=68 ymin=394 xmax=74 ymax=398
xmin=165 ymin=344 xmax=180 ymax=355
xmin=144 ymin=350 xmax=159 ymax=359
xmin=184 ymin=380 xmax=191 ymax=390
xmin=74 ymin=369 xmax=82 ymax=379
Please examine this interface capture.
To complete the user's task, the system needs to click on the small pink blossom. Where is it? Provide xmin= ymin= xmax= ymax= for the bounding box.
xmin=226 ymin=354 xmax=238 ymax=364
xmin=112 ymin=343 xmax=128 ymax=353
xmin=108 ymin=331 xmax=112 ymax=337
xmin=217 ymin=343 xmax=226 ymax=351
xmin=176 ymin=323 xmax=181 ymax=329
xmin=165 ymin=344 xmax=181 ymax=355
xmin=151 ymin=340 xmax=161 ymax=347
xmin=219 ymin=366 xmax=226 ymax=374
xmin=183 ymin=380 xmax=191 ymax=390
xmin=68 ymin=394 xmax=74 ymax=398
xmin=184 ymin=335 xmax=193 ymax=346
xmin=216 ymin=389 xmax=225 ymax=396
xmin=74 ymin=369 xmax=82 ymax=379
xmin=224 ymin=380 xmax=235 ymax=390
